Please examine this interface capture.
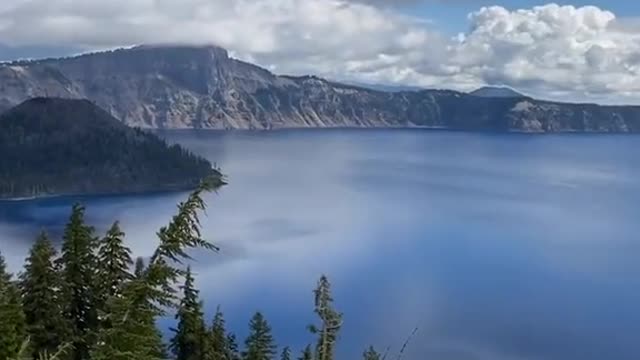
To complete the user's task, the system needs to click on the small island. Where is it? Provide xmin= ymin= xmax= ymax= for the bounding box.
xmin=0 ymin=97 xmax=219 ymax=199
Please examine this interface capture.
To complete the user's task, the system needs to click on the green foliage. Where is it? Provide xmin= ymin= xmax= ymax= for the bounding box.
xmin=90 ymin=295 xmax=165 ymax=360
xmin=96 ymin=222 xmax=133 ymax=300
xmin=134 ymin=257 xmax=146 ymax=279
xmin=58 ymin=204 xmax=99 ymax=360
xmin=280 ymin=347 xmax=292 ymax=360
xmin=91 ymin=237 xmax=165 ymax=360
xmin=0 ymin=172 xmax=381 ymax=360
xmin=0 ymin=251 xmax=27 ymax=360
xmin=208 ymin=307 xmax=229 ymax=360
xmin=242 ymin=312 xmax=277 ymax=360
xmin=0 ymin=98 xmax=216 ymax=199
xmin=95 ymin=221 xmax=134 ymax=332
xmin=309 ymin=276 xmax=342 ymax=360
xmin=19 ymin=232 xmax=68 ymax=358
xmin=10 ymin=341 xmax=73 ymax=360
xmin=362 ymin=346 xmax=381 ymax=360
xmin=1 ymin=172 xmax=227 ymax=360
xmin=226 ymin=334 xmax=241 ymax=360
xmin=170 ymin=267 xmax=209 ymax=360
xmin=298 ymin=345 xmax=313 ymax=360
xmin=91 ymin=177 xmax=224 ymax=360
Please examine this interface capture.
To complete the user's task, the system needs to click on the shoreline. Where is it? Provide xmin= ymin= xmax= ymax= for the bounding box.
xmin=0 ymin=186 xmax=200 ymax=203
xmin=152 ymin=126 xmax=640 ymax=135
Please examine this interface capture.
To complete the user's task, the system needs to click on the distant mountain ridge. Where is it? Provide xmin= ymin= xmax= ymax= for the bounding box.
xmin=1 ymin=45 xmax=640 ymax=132
xmin=0 ymin=97 xmax=217 ymax=199
xmin=470 ymin=86 xmax=525 ymax=98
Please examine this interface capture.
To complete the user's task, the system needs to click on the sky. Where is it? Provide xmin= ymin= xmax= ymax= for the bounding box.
xmin=1 ymin=0 xmax=640 ymax=103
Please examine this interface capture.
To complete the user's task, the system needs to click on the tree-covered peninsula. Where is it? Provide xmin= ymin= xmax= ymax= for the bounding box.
xmin=0 ymin=97 xmax=217 ymax=199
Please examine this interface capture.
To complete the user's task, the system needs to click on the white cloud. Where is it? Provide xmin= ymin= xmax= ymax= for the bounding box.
xmin=457 ymin=4 xmax=640 ymax=102
xmin=1 ymin=1 xmax=640 ymax=103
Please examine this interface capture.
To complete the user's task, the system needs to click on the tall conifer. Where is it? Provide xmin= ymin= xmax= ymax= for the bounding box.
xmin=309 ymin=276 xmax=342 ymax=360
xmin=226 ymin=333 xmax=241 ymax=360
xmin=208 ymin=307 xmax=228 ymax=360
xmin=19 ymin=232 xmax=68 ymax=358
xmin=96 ymin=222 xmax=133 ymax=303
xmin=92 ymin=176 xmax=225 ymax=360
xmin=0 ymin=250 xmax=27 ymax=360
xmin=58 ymin=204 xmax=99 ymax=360
xmin=280 ymin=347 xmax=292 ymax=360
xmin=170 ymin=267 xmax=208 ymax=360
xmin=242 ymin=312 xmax=276 ymax=360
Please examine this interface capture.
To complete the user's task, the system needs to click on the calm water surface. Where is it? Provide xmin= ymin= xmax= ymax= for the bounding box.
xmin=1 ymin=129 xmax=640 ymax=360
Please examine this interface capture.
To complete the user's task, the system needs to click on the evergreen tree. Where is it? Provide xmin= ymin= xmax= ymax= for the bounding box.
xmin=19 ymin=232 xmax=68 ymax=358
xmin=362 ymin=346 xmax=381 ymax=360
xmin=91 ymin=177 xmax=224 ymax=360
xmin=242 ymin=312 xmax=276 ymax=360
xmin=90 ymin=290 xmax=165 ymax=360
xmin=0 ymin=250 xmax=27 ymax=360
xmin=280 ymin=347 xmax=292 ymax=360
xmin=134 ymin=257 xmax=146 ymax=278
xmin=226 ymin=333 xmax=241 ymax=360
xmin=298 ymin=345 xmax=313 ymax=360
xmin=58 ymin=204 xmax=99 ymax=360
xmin=208 ymin=307 xmax=228 ymax=360
xmin=96 ymin=222 xmax=133 ymax=303
xmin=309 ymin=276 xmax=342 ymax=360
xmin=90 ymin=258 xmax=164 ymax=360
xmin=170 ymin=267 xmax=208 ymax=360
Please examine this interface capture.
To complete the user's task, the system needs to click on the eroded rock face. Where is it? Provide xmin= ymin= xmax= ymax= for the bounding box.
xmin=2 ymin=45 xmax=640 ymax=132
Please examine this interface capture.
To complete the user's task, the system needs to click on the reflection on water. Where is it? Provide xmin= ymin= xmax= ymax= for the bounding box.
xmin=1 ymin=129 xmax=640 ymax=360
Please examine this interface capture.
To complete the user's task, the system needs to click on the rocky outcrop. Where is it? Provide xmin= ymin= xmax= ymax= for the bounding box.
xmin=2 ymin=45 xmax=640 ymax=132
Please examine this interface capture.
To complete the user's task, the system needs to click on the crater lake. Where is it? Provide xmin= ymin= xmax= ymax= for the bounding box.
xmin=1 ymin=129 xmax=639 ymax=360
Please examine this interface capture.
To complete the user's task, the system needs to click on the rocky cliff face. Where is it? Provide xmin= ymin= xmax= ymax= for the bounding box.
xmin=2 ymin=45 xmax=640 ymax=132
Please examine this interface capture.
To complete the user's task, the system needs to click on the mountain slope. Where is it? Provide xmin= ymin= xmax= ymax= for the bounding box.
xmin=470 ymin=86 xmax=524 ymax=98
xmin=0 ymin=97 xmax=216 ymax=199
xmin=2 ymin=45 xmax=640 ymax=132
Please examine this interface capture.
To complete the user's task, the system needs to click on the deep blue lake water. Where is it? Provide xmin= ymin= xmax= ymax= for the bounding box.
xmin=1 ymin=129 xmax=640 ymax=360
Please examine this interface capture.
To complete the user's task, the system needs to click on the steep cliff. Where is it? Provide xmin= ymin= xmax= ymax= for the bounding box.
xmin=2 ymin=45 xmax=640 ymax=132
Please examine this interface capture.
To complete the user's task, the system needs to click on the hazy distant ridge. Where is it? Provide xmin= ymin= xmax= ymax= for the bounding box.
xmin=1 ymin=45 xmax=640 ymax=132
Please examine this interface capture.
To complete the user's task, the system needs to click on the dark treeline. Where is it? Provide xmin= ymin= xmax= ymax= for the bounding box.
xmin=0 ymin=176 xmax=386 ymax=360
xmin=0 ymin=98 xmax=214 ymax=199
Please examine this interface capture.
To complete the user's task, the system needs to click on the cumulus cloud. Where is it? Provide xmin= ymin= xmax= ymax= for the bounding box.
xmin=457 ymin=5 xmax=640 ymax=102
xmin=0 ymin=1 xmax=639 ymax=103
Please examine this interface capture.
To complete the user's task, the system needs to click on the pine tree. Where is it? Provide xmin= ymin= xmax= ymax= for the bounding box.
xmin=242 ymin=312 xmax=276 ymax=360
xmin=208 ymin=307 xmax=228 ymax=360
xmin=309 ymin=276 xmax=342 ymax=360
xmin=90 ymin=257 xmax=165 ymax=360
xmin=298 ymin=345 xmax=313 ymax=360
xmin=91 ymin=176 xmax=224 ymax=360
xmin=19 ymin=232 xmax=68 ymax=358
xmin=96 ymin=222 xmax=133 ymax=303
xmin=226 ymin=333 xmax=241 ymax=360
xmin=280 ymin=347 xmax=292 ymax=360
xmin=90 ymin=290 xmax=165 ymax=360
xmin=170 ymin=267 xmax=208 ymax=360
xmin=0 ymin=250 xmax=27 ymax=360
xmin=362 ymin=346 xmax=381 ymax=360
xmin=134 ymin=257 xmax=146 ymax=278
xmin=94 ymin=221 xmax=134 ymax=341
xmin=58 ymin=204 xmax=99 ymax=360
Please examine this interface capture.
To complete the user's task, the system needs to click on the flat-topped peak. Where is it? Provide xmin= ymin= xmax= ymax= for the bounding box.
xmin=470 ymin=86 xmax=525 ymax=98
xmin=130 ymin=43 xmax=228 ymax=55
